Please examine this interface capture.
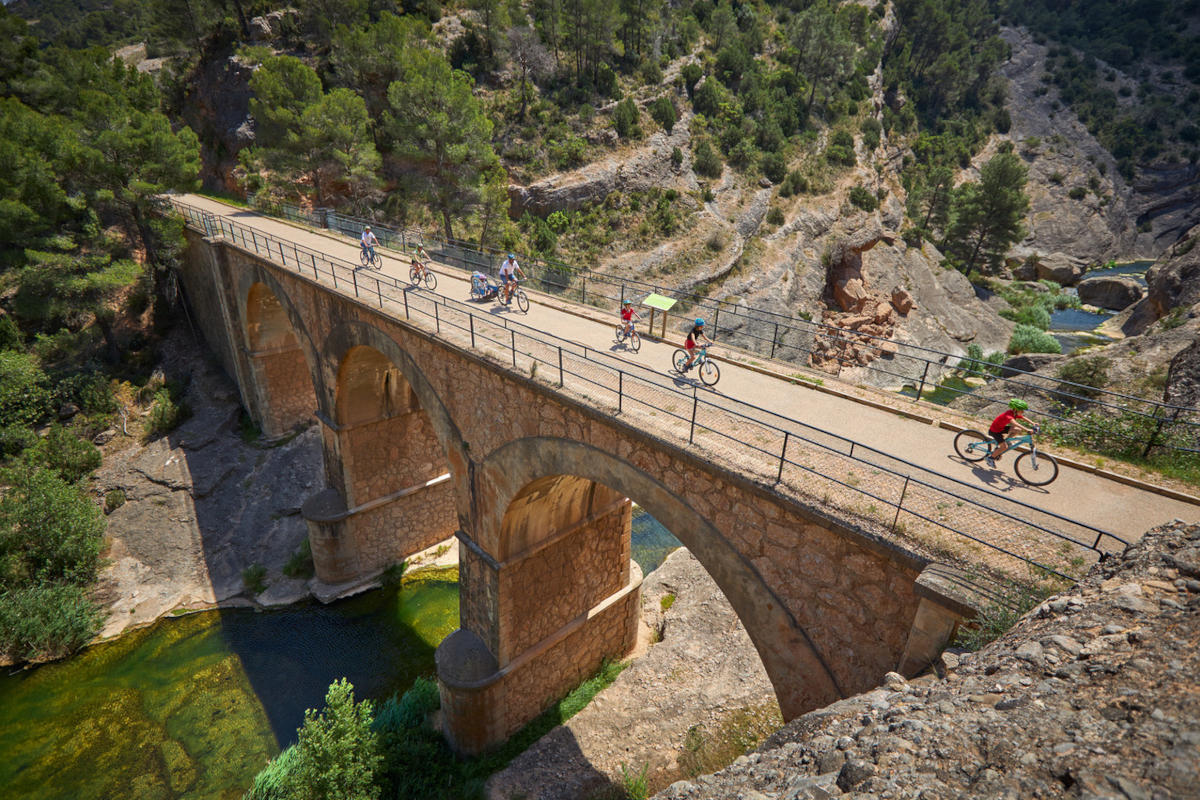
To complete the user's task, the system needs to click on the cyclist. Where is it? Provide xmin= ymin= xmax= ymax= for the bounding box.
xmin=987 ymin=398 xmax=1034 ymax=468
xmin=619 ymin=300 xmax=641 ymax=338
xmin=682 ymin=318 xmax=713 ymax=371
xmin=499 ymin=252 xmax=526 ymax=305
xmin=411 ymin=244 xmax=432 ymax=278
xmin=361 ymin=226 xmax=378 ymax=263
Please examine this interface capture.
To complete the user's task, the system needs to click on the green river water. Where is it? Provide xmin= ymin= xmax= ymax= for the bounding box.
xmin=0 ymin=513 xmax=678 ymax=800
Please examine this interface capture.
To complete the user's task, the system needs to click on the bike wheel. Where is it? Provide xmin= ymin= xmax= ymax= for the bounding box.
xmin=424 ymin=271 xmax=437 ymax=291
xmin=360 ymin=250 xmax=370 ymax=267
xmin=372 ymin=254 xmax=381 ymax=270
xmin=954 ymin=429 xmax=991 ymax=462
xmin=673 ymin=349 xmax=689 ymax=373
xmin=1015 ymin=451 xmax=1059 ymax=486
xmin=699 ymin=359 xmax=720 ymax=386
xmin=629 ymin=331 xmax=641 ymax=352
xmin=614 ymin=325 xmax=626 ymax=343
xmin=409 ymin=266 xmax=421 ymax=285
xmin=516 ymin=289 xmax=529 ymax=313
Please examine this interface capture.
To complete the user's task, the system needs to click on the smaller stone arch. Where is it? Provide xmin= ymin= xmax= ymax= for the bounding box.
xmin=239 ymin=277 xmax=319 ymax=437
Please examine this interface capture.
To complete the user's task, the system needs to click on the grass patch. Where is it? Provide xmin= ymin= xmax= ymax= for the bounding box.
xmin=660 ymin=593 xmax=675 ymax=612
xmin=104 ymin=489 xmax=126 ymax=513
xmin=241 ymin=563 xmax=267 ymax=595
xmin=675 ymin=702 xmax=783 ymax=780
xmin=282 ymin=538 xmax=314 ymax=580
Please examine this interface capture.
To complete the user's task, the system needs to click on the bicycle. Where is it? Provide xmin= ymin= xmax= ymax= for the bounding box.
xmin=953 ymin=425 xmax=1059 ymax=486
xmin=499 ymin=277 xmax=529 ymax=313
xmin=360 ymin=246 xmax=381 ymax=269
xmin=673 ymin=343 xmax=720 ymax=386
xmin=614 ymin=320 xmax=641 ymax=352
xmin=409 ymin=259 xmax=437 ymax=290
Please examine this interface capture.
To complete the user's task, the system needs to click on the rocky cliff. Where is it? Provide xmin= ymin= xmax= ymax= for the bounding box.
xmin=653 ymin=520 xmax=1200 ymax=800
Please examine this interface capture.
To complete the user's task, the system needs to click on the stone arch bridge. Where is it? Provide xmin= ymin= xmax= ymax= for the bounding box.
xmin=178 ymin=225 xmax=970 ymax=755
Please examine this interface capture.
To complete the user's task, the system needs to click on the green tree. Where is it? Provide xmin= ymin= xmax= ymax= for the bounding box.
xmin=331 ymin=13 xmax=432 ymax=122
xmin=945 ymin=152 xmax=1030 ymax=274
xmin=563 ymin=0 xmax=622 ymax=85
xmin=906 ymin=164 xmax=954 ymax=238
xmin=613 ymin=97 xmax=641 ymax=138
xmin=300 ymin=0 xmax=368 ymax=51
xmin=787 ymin=0 xmax=856 ymax=115
xmin=289 ymin=679 xmax=382 ymax=800
xmin=469 ymin=0 xmax=510 ymax=60
xmin=386 ymin=50 xmax=497 ymax=241
xmin=649 ymin=95 xmax=676 ymax=133
xmin=477 ymin=160 xmax=512 ymax=249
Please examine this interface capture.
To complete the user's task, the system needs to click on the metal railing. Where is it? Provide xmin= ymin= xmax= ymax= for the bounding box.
xmin=241 ymin=192 xmax=1200 ymax=457
xmin=170 ymin=197 xmax=1132 ymax=582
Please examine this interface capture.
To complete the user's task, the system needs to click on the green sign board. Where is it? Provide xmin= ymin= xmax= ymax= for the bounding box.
xmin=641 ymin=293 xmax=678 ymax=311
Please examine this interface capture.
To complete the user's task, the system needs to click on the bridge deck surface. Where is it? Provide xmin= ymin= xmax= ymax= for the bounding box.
xmin=178 ymin=195 xmax=1199 ymax=557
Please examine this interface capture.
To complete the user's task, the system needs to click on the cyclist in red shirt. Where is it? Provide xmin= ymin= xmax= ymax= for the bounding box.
xmin=987 ymin=398 xmax=1033 ymax=468
xmin=619 ymin=300 xmax=640 ymax=337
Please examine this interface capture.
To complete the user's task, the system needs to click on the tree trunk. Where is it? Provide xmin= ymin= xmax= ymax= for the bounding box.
xmin=94 ymin=311 xmax=121 ymax=363
xmin=442 ymin=206 xmax=454 ymax=243
xmin=231 ymin=0 xmax=250 ymax=39
xmin=130 ymin=204 xmax=159 ymax=269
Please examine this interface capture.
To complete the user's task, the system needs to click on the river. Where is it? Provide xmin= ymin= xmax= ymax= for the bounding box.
xmin=0 ymin=512 xmax=679 ymax=800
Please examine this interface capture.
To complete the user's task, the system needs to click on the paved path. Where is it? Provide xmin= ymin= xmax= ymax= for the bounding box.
xmin=178 ymin=195 xmax=1200 ymax=547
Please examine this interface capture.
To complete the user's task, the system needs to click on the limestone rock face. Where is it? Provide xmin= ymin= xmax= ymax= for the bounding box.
xmin=1034 ymin=253 xmax=1086 ymax=286
xmin=1165 ymin=339 xmax=1200 ymax=448
xmin=178 ymin=54 xmax=257 ymax=195
xmin=1077 ymin=276 xmax=1145 ymax=311
xmin=1146 ymin=224 xmax=1200 ymax=318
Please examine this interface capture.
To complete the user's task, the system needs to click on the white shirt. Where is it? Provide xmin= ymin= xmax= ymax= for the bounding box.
xmin=361 ymin=231 xmax=377 ymax=247
xmin=499 ymin=258 xmax=518 ymax=277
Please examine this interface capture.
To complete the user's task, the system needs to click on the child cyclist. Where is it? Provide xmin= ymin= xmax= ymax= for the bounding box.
xmin=682 ymin=318 xmax=713 ymax=371
xmin=987 ymin=398 xmax=1035 ymax=467
xmin=619 ymin=300 xmax=640 ymax=337
xmin=412 ymin=244 xmax=432 ymax=277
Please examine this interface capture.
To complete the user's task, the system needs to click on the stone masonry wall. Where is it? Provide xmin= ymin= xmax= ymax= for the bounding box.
xmin=349 ymin=482 xmax=458 ymax=575
xmin=179 ymin=229 xmax=240 ymax=376
xmin=342 ymin=409 xmax=446 ymax=506
xmin=498 ymin=501 xmax=631 ymax=662
xmin=251 ymin=347 xmax=316 ymax=435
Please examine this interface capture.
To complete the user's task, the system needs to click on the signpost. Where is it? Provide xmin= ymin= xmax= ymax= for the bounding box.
xmin=642 ymin=293 xmax=677 ymax=340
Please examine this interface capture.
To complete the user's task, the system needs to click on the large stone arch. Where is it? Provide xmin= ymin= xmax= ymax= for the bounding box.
xmin=236 ymin=269 xmax=320 ymax=437
xmin=477 ymin=437 xmax=843 ymax=721
xmin=300 ymin=321 xmax=467 ymax=583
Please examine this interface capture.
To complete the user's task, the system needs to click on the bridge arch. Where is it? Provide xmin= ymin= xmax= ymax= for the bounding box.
xmin=236 ymin=270 xmax=320 ymax=437
xmin=300 ymin=321 xmax=465 ymax=582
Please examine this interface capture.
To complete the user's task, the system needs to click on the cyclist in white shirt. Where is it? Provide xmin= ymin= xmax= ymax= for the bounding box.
xmin=361 ymin=226 xmax=378 ymax=261
xmin=498 ymin=253 xmax=526 ymax=304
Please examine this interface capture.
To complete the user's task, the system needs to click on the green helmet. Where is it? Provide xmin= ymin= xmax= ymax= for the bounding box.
xmin=1008 ymin=398 xmax=1029 ymax=411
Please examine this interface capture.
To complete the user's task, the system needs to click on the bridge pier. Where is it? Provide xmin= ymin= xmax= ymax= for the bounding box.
xmin=437 ymin=478 xmax=641 ymax=756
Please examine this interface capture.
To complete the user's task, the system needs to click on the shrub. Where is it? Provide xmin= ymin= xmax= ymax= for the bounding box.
xmin=0 ymin=316 xmax=22 ymax=352
xmin=283 ymin=538 xmax=314 ymax=580
xmin=649 ymin=96 xmax=676 ymax=133
xmin=0 ymin=351 xmax=52 ymax=429
xmin=826 ymin=130 xmax=856 ymax=167
xmin=1009 ymin=323 xmax=1062 ymax=355
xmin=146 ymin=387 xmax=192 ymax=438
xmin=242 ymin=563 xmax=268 ymax=595
xmin=849 ymin=185 xmax=878 ymax=212
xmin=0 ymin=425 xmax=38 ymax=459
xmin=766 ymin=207 xmax=785 ymax=226
xmin=1057 ymin=355 xmax=1110 ymax=401
xmin=1068 ymin=186 xmax=1087 ymax=200
xmin=0 ymin=464 xmax=106 ymax=587
xmin=1000 ymin=304 xmax=1052 ymax=330
xmin=681 ymin=64 xmax=703 ymax=99
xmin=0 ymin=583 xmax=105 ymax=662
xmin=760 ymin=152 xmax=787 ymax=184
xmin=547 ymin=210 xmax=570 ymax=233
xmin=33 ymin=425 xmax=102 ymax=483
xmin=860 ymin=117 xmax=882 ymax=150
xmin=280 ymin=679 xmax=382 ymax=800
xmin=105 ymin=489 xmax=126 ymax=513
xmin=778 ymin=169 xmax=807 ymax=198
xmin=1048 ymin=171 xmax=1065 ymax=184
xmin=693 ymin=138 xmax=724 ymax=178
xmin=613 ymin=98 xmax=642 ymax=138
xmin=671 ymin=146 xmax=683 ymax=168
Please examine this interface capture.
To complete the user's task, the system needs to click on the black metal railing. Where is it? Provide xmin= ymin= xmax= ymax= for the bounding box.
xmin=169 ymin=197 xmax=1133 ymax=582
xmin=239 ymin=193 xmax=1200 ymax=457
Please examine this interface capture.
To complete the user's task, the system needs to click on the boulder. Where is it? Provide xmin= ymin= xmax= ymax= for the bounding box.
xmin=1000 ymin=353 xmax=1066 ymax=379
xmin=249 ymin=16 xmax=274 ymax=41
xmin=1077 ymin=276 xmax=1145 ymax=311
xmin=1145 ymin=225 xmax=1200 ymax=318
xmin=1012 ymin=260 xmax=1039 ymax=281
xmin=93 ymin=429 xmax=118 ymax=446
xmin=58 ymin=403 xmax=80 ymax=421
xmin=891 ymin=289 xmax=914 ymax=314
xmin=1034 ymin=253 xmax=1086 ymax=286
xmin=834 ymin=278 xmax=869 ymax=312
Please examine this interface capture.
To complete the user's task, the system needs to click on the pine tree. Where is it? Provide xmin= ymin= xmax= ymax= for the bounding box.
xmin=945 ymin=153 xmax=1030 ymax=274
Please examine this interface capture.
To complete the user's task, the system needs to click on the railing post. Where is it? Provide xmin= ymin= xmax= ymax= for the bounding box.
xmin=771 ymin=322 xmax=779 ymax=359
xmin=511 ymin=330 xmax=517 ymax=368
xmin=403 ymin=288 xmax=410 ymax=319
xmin=558 ymin=347 xmax=564 ymax=386
xmin=620 ymin=284 xmax=625 ymax=307
xmin=914 ymin=361 xmax=930 ymax=402
xmin=777 ymin=431 xmax=789 ymax=483
xmin=470 ymin=315 xmax=475 ymax=348
xmin=434 ymin=302 xmax=440 ymax=333
xmin=582 ymin=275 xmax=587 ymax=306
xmin=618 ymin=372 xmax=623 ymax=414
xmin=714 ymin=305 xmax=720 ymax=338
xmin=689 ymin=389 xmax=699 ymax=444
xmin=376 ymin=278 xmax=383 ymax=307
xmin=892 ymin=476 xmax=910 ymax=533
xmin=849 ymin=441 xmax=855 ymax=459
xmin=352 ymin=267 xmax=358 ymax=298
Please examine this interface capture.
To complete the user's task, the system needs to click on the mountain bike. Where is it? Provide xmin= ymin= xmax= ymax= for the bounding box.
xmin=614 ymin=321 xmax=641 ymax=352
xmin=673 ymin=343 xmax=719 ymax=386
xmin=499 ymin=277 xmax=529 ymax=313
xmin=360 ymin=246 xmax=381 ymax=269
xmin=409 ymin=259 xmax=437 ymax=290
xmin=953 ymin=425 xmax=1059 ymax=486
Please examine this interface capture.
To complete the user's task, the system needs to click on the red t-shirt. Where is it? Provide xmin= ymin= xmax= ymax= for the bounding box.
xmin=621 ymin=308 xmax=635 ymax=321
xmin=989 ymin=410 xmax=1021 ymax=434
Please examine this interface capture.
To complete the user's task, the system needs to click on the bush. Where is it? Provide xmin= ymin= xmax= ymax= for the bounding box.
xmin=0 ymin=583 xmax=105 ymax=662
xmin=766 ymin=207 xmax=785 ymax=226
xmin=1057 ymin=355 xmax=1110 ymax=401
xmin=1000 ymin=304 xmax=1052 ymax=330
xmin=1008 ymin=323 xmax=1062 ymax=355
xmin=860 ymin=117 xmax=882 ymax=150
xmin=1068 ymin=186 xmax=1087 ymax=200
xmin=105 ymin=489 xmax=126 ymax=513
xmin=0 ymin=316 xmax=22 ymax=352
xmin=146 ymin=387 xmax=192 ymax=438
xmin=849 ymin=186 xmax=878 ymax=212
xmin=649 ymin=96 xmax=676 ymax=133
xmin=1048 ymin=171 xmax=1065 ymax=184
xmin=778 ymin=169 xmax=807 ymax=198
xmin=0 ymin=463 xmax=106 ymax=588
xmin=681 ymin=63 xmax=703 ymax=99
xmin=692 ymin=138 xmax=723 ymax=178
xmin=0 ymin=351 xmax=52 ymax=429
xmin=671 ymin=146 xmax=683 ymax=168
xmin=242 ymin=563 xmax=268 ymax=595
xmin=33 ymin=424 xmax=102 ymax=483
xmin=826 ymin=129 xmax=857 ymax=167
xmin=613 ymin=98 xmax=642 ymax=139
xmin=760 ymin=152 xmax=787 ymax=184
xmin=283 ymin=538 xmax=314 ymax=580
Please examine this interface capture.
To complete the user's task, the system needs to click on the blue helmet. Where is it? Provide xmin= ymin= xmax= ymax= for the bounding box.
xmin=695 ymin=318 xmax=705 ymax=326
xmin=507 ymin=252 xmax=515 ymax=258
